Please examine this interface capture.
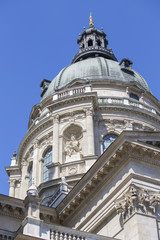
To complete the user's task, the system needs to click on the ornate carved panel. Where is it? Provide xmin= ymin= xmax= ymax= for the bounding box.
xmin=115 ymin=184 xmax=160 ymax=223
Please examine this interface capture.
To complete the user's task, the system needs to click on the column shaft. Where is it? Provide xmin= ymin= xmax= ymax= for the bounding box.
xmin=86 ymin=109 xmax=95 ymax=155
xmin=52 ymin=115 xmax=59 ymax=163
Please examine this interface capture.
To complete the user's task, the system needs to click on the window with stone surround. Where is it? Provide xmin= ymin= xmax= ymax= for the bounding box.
xmin=103 ymin=134 xmax=117 ymax=152
xmin=129 ymin=93 xmax=139 ymax=101
xmin=88 ymin=39 xmax=93 ymax=47
xmin=43 ymin=147 xmax=52 ymax=182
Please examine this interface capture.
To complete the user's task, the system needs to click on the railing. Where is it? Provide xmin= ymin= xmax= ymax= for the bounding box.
xmin=49 ymin=227 xmax=113 ymax=240
xmin=98 ymin=97 xmax=159 ymax=116
xmin=50 ymin=230 xmax=85 ymax=240
xmin=53 ymin=86 xmax=91 ymax=101
xmin=0 ymin=231 xmax=14 ymax=240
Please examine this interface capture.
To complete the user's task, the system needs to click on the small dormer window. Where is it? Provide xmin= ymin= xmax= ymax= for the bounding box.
xmin=130 ymin=93 xmax=139 ymax=101
xmin=88 ymin=39 xmax=93 ymax=47
xmin=97 ymin=39 xmax=101 ymax=46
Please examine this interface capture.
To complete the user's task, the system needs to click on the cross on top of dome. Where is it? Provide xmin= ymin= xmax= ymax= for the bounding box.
xmin=89 ymin=12 xmax=94 ymax=27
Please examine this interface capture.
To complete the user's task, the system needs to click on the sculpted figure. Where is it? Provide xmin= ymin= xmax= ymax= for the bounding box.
xmin=64 ymin=134 xmax=82 ymax=157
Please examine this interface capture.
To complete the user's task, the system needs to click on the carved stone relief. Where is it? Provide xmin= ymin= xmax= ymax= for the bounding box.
xmin=60 ymin=112 xmax=85 ymax=123
xmin=69 ymin=166 xmax=77 ymax=175
xmin=99 ymin=119 xmax=127 ymax=135
xmin=63 ymin=124 xmax=83 ymax=162
xmin=115 ymin=184 xmax=160 ymax=223
xmin=64 ymin=135 xmax=82 ymax=157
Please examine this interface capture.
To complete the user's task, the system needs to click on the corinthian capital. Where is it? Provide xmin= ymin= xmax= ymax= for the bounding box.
xmin=9 ymin=179 xmax=16 ymax=187
xmin=115 ymin=184 xmax=160 ymax=222
xmin=85 ymin=108 xmax=94 ymax=117
xmin=52 ymin=114 xmax=59 ymax=123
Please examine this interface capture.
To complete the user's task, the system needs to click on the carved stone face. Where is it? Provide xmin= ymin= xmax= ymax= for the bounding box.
xmin=129 ymin=185 xmax=138 ymax=199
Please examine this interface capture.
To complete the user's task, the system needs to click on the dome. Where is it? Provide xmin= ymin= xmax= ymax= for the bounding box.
xmin=42 ymin=57 xmax=151 ymax=99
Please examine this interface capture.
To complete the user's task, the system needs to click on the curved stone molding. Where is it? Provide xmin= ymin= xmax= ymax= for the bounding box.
xmin=115 ymin=184 xmax=160 ymax=222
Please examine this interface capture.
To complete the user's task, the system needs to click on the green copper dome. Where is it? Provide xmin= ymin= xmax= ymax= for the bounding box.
xmin=41 ymin=57 xmax=150 ymax=99
xmin=41 ymin=22 xmax=151 ymax=99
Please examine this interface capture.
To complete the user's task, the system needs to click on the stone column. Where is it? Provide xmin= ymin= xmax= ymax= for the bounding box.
xmin=59 ymin=135 xmax=63 ymax=165
xmin=102 ymin=37 xmax=105 ymax=47
xmin=9 ymin=179 xmax=16 ymax=197
xmin=85 ymin=108 xmax=95 ymax=156
xmin=93 ymin=33 xmax=96 ymax=47
xmin=20 ymin=159 xmax=28 ymax=199
xmin=39 ymin=158 xmax=43 ymax=184
xmin=33 ymin=140 xmax=39 ymax=186
xmin=83 ymin=36 xmax=87 ymax=48
xmin=52 ymin=114 xmax=59 ymax=163
xmin=94 ymin=118 xmax=99 ymax=156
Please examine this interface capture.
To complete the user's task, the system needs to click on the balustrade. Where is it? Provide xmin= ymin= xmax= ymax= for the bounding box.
xmin=50 ymin=230 xmax=85 ymax=240
xmin=98 ymin=97 xmax=159 ymax=116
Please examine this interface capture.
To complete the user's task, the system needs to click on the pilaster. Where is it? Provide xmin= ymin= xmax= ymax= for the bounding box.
xmin=20 ymin=159 xmax=28 ymax=199
xmin=33 ymin=140 xmax=40 ymax=186
xmin=52 ymin=114 xmax=59 ymax=163
xmin=52 ymin=114 xmax=60 ymax=178
xmin=85 ymin=108 xmax=95 ymax=156
xmin=9 ymin=179 xmax=16 ymax=197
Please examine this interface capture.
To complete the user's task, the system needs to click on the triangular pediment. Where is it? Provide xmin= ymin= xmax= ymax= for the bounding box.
xmin=57 ymin=131 xmax=160 ymax=230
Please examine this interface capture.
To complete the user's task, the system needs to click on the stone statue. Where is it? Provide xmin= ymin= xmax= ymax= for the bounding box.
xmin=64 ymin=134 xmax=82 ymax=158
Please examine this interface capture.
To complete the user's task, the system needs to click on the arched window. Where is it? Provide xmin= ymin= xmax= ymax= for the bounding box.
xmin=43 ymin=148 xmax=52 ymax=182
xmin=103 ymin=134 xmax=117 ymax=152
xmin=97 ymin=39 xmax=101 ymax=46
xmin=28 ymin=164 xmax=33 ymax=187
xmin=129 ymin=93 xmax=139 ymax=101
xmin=88 ymin=39 xmax=93 ymax=47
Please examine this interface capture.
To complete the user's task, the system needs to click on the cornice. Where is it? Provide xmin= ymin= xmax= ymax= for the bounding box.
xmin=57 ymin=132 xmax=160 ymax=223
xmin=17 ymin=119 xmax=53 ymax=164
xmin=48 ymin=92 xmax=98 ymax=112
xmin=0 ymin=195 xmax=25 ymax=220
xmin=98 ymin=105 xmax=160 ymax=125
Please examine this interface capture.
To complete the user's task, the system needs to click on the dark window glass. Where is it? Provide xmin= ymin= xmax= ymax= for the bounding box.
xmin=103 ymin=134 xmax=117 ymax=152
xmin=97 ymin=39 xmax=101 ymax=46
xmin=130 ymin=93 xmax=139 ymax=101
xmin=43 ymin=148 xmax=52 ymax=182
xmin=88 ymin=39 xmax=93 ymax=47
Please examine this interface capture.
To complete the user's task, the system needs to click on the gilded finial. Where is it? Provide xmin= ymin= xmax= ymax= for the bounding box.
xmin=89 ymin=12 xmax=94 ymax=27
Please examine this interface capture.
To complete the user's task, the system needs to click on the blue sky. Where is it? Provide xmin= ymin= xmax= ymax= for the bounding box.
xmin=0 ymin=0 xmax=160 ymax=196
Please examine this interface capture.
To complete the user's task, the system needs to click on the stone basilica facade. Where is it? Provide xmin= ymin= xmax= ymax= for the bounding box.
xmin=1 ymin=16 xmax=160 ymax=240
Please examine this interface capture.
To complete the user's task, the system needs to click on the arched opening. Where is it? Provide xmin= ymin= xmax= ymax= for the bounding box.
xmin=103 ymin=134 xmax=117 ymax=152
xmin=97 ymin=39 xmax=101 ymax=46
xmin=129 ymin=93 xmax=139 ymax=101
xmin=88 ymin=39 xmax=93 ymax=47
xmin=43 ymin=147 xmax=52 ymax=182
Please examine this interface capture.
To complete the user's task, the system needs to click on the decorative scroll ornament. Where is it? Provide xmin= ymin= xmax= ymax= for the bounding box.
xmin=115 ymin=184 xmax=160 ymax=222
